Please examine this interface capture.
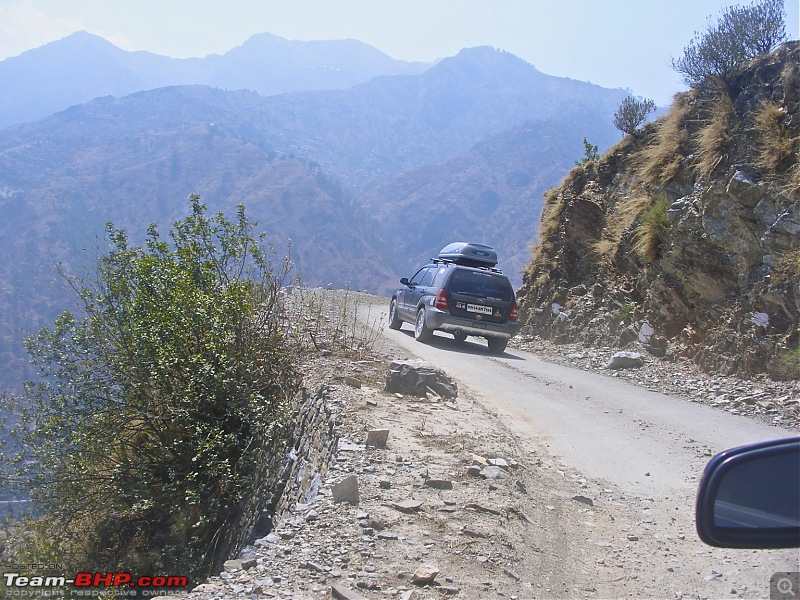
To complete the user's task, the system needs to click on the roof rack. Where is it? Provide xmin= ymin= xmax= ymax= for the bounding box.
xmin=432 ymin=257 xmax=504 ymax=273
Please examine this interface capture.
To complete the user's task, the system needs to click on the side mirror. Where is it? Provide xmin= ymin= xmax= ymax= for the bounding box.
xmin=400 ymin=277 xmax=411 ymax=287
xmin=696 ymin=437 xmax=800 ymax=548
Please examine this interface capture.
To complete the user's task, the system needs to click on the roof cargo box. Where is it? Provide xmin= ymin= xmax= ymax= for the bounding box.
xmin=438 ymin=242 xmax=498 ymax=267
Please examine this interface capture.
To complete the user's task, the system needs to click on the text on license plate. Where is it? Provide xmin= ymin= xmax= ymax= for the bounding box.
xmin=466 ymin=303 xmax=493 ymax=315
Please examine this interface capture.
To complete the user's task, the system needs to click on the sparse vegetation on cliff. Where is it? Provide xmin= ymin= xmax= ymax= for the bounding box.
xmin=519 ymin=38 xmax=800 ymax=377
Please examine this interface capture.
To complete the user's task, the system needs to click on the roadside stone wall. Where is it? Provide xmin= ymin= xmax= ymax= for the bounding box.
xmin=224 ymin=384 xmax=339 ymax=570
xmin=271 ymin=385 xmax=339 ymax=524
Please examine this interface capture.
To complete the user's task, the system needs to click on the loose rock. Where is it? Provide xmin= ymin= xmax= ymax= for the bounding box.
xmin=333 ymin=474 xmax=360 ymax=505
xmin=608 ymin=352 xmax=644 ymax=370
xmin=412 ymin=564 xmax=440 ymax=585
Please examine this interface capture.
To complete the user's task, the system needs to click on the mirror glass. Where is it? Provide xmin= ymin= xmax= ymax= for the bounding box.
xmin=714 ymin=449 xmax=800 ymax=528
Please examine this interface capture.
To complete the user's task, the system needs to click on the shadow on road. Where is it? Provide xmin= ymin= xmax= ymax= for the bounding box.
xmin=398 ymin=330 xmax=526 ymax=361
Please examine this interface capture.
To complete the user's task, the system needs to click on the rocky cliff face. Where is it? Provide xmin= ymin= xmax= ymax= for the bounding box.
xmin=517 ymin=41 xmax=800 ymax=378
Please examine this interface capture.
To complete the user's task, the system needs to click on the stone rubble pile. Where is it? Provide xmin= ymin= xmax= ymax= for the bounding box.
xmin=384 ymin=360 xmax=458 ymax=400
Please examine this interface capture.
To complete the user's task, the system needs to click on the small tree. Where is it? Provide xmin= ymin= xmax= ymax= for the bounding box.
xmin=614 ymin=96 xmax=656 ymax=135
xmin=575 ymin=137 xmax=600 ymax=166
xmin=671 ymin=0 xmax=786 ymax=93
xmin=1 ymin=196 xmax=299 ymax=582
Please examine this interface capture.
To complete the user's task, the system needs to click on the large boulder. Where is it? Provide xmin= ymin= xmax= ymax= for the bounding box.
xmin=384 ymin=360 xmax=458 ymax=399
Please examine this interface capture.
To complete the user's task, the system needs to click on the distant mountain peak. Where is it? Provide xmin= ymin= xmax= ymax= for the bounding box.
xmin=450 ymin=45 xmax=537 ymax=69
xmin=19 ymin=30 xmax=122 ymax=57
xmin=54 ymin=30 xmax=106 ymax=43
xmin=423 ymin=44 xmax=544 ymax=89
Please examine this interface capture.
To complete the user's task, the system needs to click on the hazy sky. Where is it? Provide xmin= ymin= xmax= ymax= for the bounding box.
xmin=0 ymin=0 xmax=797 ymax=106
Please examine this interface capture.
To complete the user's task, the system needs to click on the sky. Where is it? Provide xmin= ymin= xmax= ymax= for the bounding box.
xmin=0 ymin=0 xmax=797 ymax=106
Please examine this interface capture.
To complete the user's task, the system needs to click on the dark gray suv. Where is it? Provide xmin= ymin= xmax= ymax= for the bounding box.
xmin=388 ymin=243 xmax=519 ymax=354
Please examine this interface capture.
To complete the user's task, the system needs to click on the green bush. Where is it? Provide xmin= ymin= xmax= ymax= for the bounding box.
xmin=613 ymin=303 xmax=635 ymax=322
xmin=633 ymin=195 xmax=672 ymax=264
xmin=772 ymin=347 xmax=800 ymax=380
xmin=614 ymin=96 xmax=656 ymax=136
xmin=671 ymin=0 xmax=786 ymax=94
xmin=1 ymin=196 xmax=299 ymax=582
xmin=575 ymin=137 xmax=599 ymax=166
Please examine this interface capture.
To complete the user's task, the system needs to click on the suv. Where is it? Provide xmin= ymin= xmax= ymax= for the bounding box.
xmin=388 ymin=243 xmax=519 ymax=354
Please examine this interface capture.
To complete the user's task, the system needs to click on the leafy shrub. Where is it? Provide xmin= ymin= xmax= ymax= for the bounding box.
xmin=613 ymin=96 xmax=656 ymax=136
xmin=1 ymin=196 xmax=300 ymax=582
xmin=575 ymin=137 xmax=599 ymax=166
xmin=612 ymin=303 xmax=635 ymax=322
xmin=633 ymin=195 xmax=672 ymax=264
xmin=671 ymin=0 xmax=786 ymax=95
xmin=772 ymin=347 xmax=800 ymax=380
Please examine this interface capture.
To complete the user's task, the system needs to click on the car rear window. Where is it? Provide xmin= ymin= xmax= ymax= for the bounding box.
xmin=448 ymin=269 xmax=514 ymax=302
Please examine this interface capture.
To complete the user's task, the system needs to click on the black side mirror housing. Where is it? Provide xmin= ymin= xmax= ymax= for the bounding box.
xmin=400 ymin=277 xmax=411 ymax=287
xmin=696 ymin=437 xmax=800 ymax=549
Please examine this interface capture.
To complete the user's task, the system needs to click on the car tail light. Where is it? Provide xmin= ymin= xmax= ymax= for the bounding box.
xmin=434 ymin=289 xmax=449 ymax=311
xmin=509 ymin=301 xmax=518 ymax=321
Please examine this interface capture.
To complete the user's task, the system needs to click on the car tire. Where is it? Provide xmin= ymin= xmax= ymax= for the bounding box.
xmin=388 ymin=298 xmax=402 ymax=330
xmin=414 ymin=308 xmax=433 ymax=342
xmin=453 ymin=331 xmax=468 ymax=342
xmin=487 ymin=337 xmax=508 ymax=354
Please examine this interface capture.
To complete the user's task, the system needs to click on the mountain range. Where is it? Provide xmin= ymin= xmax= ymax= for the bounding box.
xmin=0 ymin=31 xmax=431 ymax=130
xmin=0 ymin=32 xmax=629 ymax=391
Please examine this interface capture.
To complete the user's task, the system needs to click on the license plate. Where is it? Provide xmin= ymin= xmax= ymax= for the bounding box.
xmin=466 ymin=303 xmax=493 ymax=315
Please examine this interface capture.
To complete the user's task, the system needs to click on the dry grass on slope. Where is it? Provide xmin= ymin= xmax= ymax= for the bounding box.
xmin=754 ymin=100 xmax=795 ymax=171
xmin=525 ymin=186 xmax=564 ymax=290
xmin=635 ymin=93 xmax=693 ymax=186
xmin=694 ymin=92 xmax=735 ymax=177
xmin=591 ymin=194 xmax=651 ymax=265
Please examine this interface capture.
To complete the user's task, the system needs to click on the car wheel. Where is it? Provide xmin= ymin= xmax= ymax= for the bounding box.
xmin=453 ymin=331 xmax=468 ymax=342
xmin=487 ymin=337 xmax=507 ymax=354
xmin=414 ymin=308 xmax=433 ymax=342
xmin=388 ymin=298 xmax=402 ymax=330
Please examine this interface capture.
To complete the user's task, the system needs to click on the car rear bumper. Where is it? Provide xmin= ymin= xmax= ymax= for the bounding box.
xmin=425 ymin=307 xmax=518 ymax=339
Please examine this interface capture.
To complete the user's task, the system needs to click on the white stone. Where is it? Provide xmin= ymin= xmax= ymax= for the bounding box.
xmin=638 ymin=322 xmax=655 ymax=343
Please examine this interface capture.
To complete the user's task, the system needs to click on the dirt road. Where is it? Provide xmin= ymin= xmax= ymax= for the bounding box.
xmin=379 ymin=321 xmax=794 ymax=496
xmin=366 ymin=302 xmax=800 ymax=598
